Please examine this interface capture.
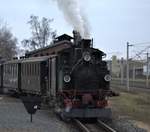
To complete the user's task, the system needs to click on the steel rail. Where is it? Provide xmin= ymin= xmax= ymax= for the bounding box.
xmin=74 ymin=119 xmax=117 ymax=132
xmin=97 ymin=120 xmax=117 ymax=132
xmin=73 ymin=119 xmax=90 ymax=132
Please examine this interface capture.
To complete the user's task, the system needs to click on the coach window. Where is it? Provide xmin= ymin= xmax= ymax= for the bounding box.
xmin=36 ymin=64 xmax=38 ymax=75
xmin=29 ymin=64 xmax=31 ymax=75
xmin=37 ymin=63 xmax=40 ymax=75
xmin=25 ymin=64 xmax=27 ymax=76
xmin=7 ymin=65 xmax=9 ymax=74
xmin=11 ymin=65 xmax=13 ymax=76
xmin=31 ymin=64 xmax=33 ymax=75
xmin=34 ymin=63 xmax=36 ymax=75
xmin=6 ymin=65 xmax=8 ymax=75
xmin=8 ymin=65 xmax=9 ymax=74
xmin=25 ymin=64 xmax=27 ymax=75
xmin=23 ymin=64 xmax=24 ymax=75
xmin=7 ymin=65 xmax=8 ymax=74
xmin=34 ymin=64 xmax=36 ymax=75
xmin=8 ymin=65 xmax=10 ymax=75
xmin=9 ymin=65 xmax=11 ymax=74
xmin=33 ymin=63 xmax=34 ymax=75
xmin=36 ymin=63 xmax=38 ymax=75
xmin=27 ymin=64 xmax=29 ymax=75
xmin=9 ymin=65 xmax=11 ymax=75
xmin=12 ymin=65 xmax=14 ymax=76
xmin=30 ymin=63 xmax=33 ymax=75
xmin=14 ymin=65 xmax=15 ymax=76
xmin=8 ymin=65 xmax=9 ymax=75
xmin=35 ymin=63 xmax=37 ymax=75
xmin=30 ymin=63 xmax=32 ymax=75
xmin=11 ymin=65 xmax=13 ymax=75
xmin=32 ymin=63 xmax=34 ymax=75
xmin=33 ymin=63 xmax=35 ymax=75
xmin=14 ymin=65 xmax=16 ymax=76
xmin=31 ymin=63 xmax=33 ymax=75
xmin=22 ymin=64 xmax=23 ymax=75
xmin=12 ymin=65 xmax=13 ymax=76
xmin=28 ymin=64 xmax=30 ymax=75
xmin=23 ymin=64 xmax=25 ymax=75
xmin=14 ymin=64 xmax=16 ymax=76
xmin=16 ymin=65 xmax=17 ymax=75
xmin=13 ymin=65 xmax=15 ymax=76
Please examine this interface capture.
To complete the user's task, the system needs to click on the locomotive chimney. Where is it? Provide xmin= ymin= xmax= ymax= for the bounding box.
xmin=73 ymin=30 xmax=92 ymax=48
xmin=73 ymin=30 xmax=82 ymax=45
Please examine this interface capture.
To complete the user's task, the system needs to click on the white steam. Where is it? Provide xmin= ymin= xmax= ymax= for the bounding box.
xmin=54 ymin=0 xmax=90 ymax=38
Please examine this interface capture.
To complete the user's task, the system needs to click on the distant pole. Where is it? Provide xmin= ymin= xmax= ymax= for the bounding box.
xmin=121 ymin=58 xmax=124 ymax=84
xmin=126 ymin=42 xmax=130 ymax=91
xmin=133 ymin=64 xmax=135 ymax=81
xmin=126 ymin=42 xmax=133 ymax=91
xmin=146 ymin=52 xmax=149 ymax=88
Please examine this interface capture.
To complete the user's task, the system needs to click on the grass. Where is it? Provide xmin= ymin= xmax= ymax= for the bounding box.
xmin=110 ymin=88 xmax=150 ymax=124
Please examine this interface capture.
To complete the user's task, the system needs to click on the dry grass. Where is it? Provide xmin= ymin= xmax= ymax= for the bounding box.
xmin=110 ymin=88 xmax=150 ymax=125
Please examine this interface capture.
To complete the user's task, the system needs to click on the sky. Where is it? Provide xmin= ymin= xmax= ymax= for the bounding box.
xmin=0 ymin=0 xmax=150 ymax=59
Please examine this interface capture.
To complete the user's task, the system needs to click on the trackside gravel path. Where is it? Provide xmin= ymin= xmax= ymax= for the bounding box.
xmin=0 ymin=95 xmax=77 ymax=132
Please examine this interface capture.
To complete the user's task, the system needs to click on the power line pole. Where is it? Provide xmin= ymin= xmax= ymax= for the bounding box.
xmin=121 ymin=58 xmax=124 ymax=84
xmin=146 ymin=52 xmax=149 ymax=88
xmin=126 ymin=42 xmax=133 ymax=91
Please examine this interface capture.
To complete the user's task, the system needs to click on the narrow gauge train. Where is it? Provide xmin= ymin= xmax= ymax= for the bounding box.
xmin=0 ymin=32 xmax=113 ymax=120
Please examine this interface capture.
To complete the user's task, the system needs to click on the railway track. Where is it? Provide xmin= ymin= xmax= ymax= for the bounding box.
xmin=74 ymin=119 xmax=117 ymax=132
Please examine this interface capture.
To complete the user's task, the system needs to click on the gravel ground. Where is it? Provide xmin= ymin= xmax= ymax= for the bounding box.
xmin=0 ymin=94 xmax=148 ymax=132
xmin=107 ymin=117 xmax=148 ymax=132
xmin=0 ymin=95 xmax=77 ymax=132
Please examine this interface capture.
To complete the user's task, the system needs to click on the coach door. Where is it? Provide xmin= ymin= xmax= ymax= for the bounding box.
xmin=49 ymin=57 xmax=57 ymax=98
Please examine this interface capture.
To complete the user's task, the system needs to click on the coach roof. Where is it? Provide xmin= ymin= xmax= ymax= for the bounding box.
xmin=21 ymin=55 xmax=57 ymax=63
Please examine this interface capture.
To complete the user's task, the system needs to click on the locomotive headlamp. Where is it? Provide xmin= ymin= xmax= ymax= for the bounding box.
xmin=83 ymin=52 xmax=91 ymax=62
xmin=64 ymin=75 xmax=71 ymax=83
xmin=104 ymin=74 xmax=111 ymax=82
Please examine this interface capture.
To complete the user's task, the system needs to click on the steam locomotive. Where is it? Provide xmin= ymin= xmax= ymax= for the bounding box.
xmin=0 ymin=31 xmax=113 ymax=120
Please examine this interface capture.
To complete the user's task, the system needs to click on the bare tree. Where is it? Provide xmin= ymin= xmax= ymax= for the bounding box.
xmin=0 ymin=23 xmax=17 ymax=60
xmin=22 ymin=15 xmax=57 ymax=51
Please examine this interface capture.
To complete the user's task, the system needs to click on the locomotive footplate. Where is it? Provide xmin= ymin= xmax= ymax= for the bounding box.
xmin=63 ymin=108 xmax=112 ymax=118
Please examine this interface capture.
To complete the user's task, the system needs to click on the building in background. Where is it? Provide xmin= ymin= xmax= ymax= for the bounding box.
xmin=143 ymin=57 xmax=150 ymax=76
xmin=111 ymin=56 xmax=121 ymax=77
xmin=107 ymin=56 xmax=145 ymax=79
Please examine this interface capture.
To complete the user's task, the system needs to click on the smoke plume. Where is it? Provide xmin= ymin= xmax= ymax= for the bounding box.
xmin=54 ymin=0 xmax=90 ymax=38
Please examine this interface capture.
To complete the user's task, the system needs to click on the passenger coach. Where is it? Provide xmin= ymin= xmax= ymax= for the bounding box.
xmin=20 ymin=56 xmax=58 ymax=100
xmin=3 ymin=60 xmax=21 ymax=93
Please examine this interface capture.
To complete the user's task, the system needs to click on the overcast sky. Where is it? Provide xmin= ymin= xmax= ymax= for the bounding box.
xmin=0 ymin=0 xmax=150 ymax=59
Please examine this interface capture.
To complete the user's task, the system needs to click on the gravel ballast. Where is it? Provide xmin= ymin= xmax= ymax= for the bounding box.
xmin=108 ymin=117 xmax=148 ymax=132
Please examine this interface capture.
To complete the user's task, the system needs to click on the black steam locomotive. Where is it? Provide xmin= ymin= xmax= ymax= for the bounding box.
xmin=0 ymin=31 xmax=112 ymax=119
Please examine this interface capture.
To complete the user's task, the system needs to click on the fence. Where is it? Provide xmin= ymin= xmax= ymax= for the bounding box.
xmin=111 ymin=78 xmax=150 ymax=89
